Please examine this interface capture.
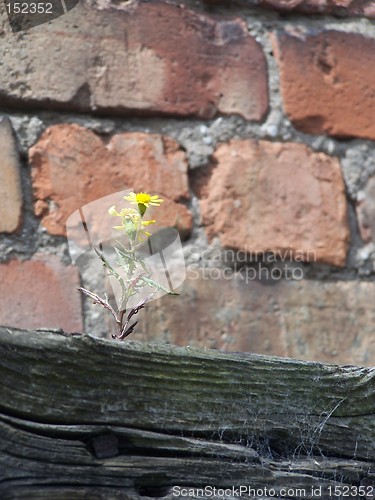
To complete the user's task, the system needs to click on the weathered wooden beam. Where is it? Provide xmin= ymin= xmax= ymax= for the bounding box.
xmin=0 ymin=326 xmax=374 ymax=499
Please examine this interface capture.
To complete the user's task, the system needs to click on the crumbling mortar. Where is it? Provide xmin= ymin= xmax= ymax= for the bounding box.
xmin=0 ymin=135 xmax=75 ymax=267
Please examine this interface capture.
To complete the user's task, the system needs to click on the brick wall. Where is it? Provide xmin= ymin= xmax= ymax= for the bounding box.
xmin=1 ymin=0 xmax=375 ymax=365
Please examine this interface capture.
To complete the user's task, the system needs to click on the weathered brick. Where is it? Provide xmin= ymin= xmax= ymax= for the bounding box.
xmin=140 ymin=269 xmax=287 ymax=356
xmin=0 ymin=1 xmax=268 ymax=120
xmin=356 ymin=177 xmax=375 ymax=244
xmin=0 ymin=255 xmax=82 ymax=333
xmin=273 ymin=30 xmax=375 ymax=140
xmin=260 ymin=0 xmax=375 ymax=17
xmin=0 ymin=116 xmax=22 ymax=233
xmin=29 ymin=124 xmax=192 ymax=237
xmin=139 ymin=270 xmax=375 ymax=366
xmin=198 ymin=140 xmax=349 ymax=267
xmin=277 ymin=279 xmax=375 ymax=366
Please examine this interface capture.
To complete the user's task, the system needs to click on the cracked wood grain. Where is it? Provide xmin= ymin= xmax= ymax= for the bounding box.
xmin=0 ymin=326 xmax=374 ymax=499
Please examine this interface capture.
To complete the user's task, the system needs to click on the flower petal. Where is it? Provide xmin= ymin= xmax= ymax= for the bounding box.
xmin=108 ymin=205 xmax=120 ymax=216
xmin=142 ymin=220 xmax=156 ymax=226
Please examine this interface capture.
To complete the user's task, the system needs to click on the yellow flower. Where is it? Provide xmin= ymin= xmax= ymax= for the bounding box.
xmin=108 ymin=205 xmax=156 ymax=233
xmin=124 ymin=192 xmax=164 ymax=207
xmin=108 ymin=206 xmax=140 ymax=219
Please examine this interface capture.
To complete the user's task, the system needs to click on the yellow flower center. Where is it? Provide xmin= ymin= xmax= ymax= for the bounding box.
xmin=135 ymin=193 xmax=152 ymax=205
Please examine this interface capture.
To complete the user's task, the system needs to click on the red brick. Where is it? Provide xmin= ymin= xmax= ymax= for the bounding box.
xmin=0 ymin=255 xmax=82 ymax=333
xmin=138 ymin=270 xmax=375 ymax=366
xmin=199 ymin=140 xmax=349 ymax=267
xmin=0 ymin=116 xmax=22 ymax=233
xmin=273 ymin=30 xmax=375 ymax=140
xmin=29 ymin=124 xmax=192 ymax=237
xmin=260 ymin=0 xmax=375 ymax=17
xmin=356 ymin=177 xmax=375 ymax=244
xmin=0 ymin=2 xmax=268 ymax=121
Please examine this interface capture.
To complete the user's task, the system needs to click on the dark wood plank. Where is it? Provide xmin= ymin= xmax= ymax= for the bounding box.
xmin=0 ymin=326 xmax=374 ymax=499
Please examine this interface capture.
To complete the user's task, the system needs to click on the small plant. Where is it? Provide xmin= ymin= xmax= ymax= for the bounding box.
xmin=78 ymin=192 xmax=178 ymax=340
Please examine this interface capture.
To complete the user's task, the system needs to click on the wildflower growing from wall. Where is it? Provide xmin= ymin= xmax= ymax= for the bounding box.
xmin=78 ymin=191 xmax=178 ymax=340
